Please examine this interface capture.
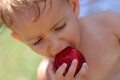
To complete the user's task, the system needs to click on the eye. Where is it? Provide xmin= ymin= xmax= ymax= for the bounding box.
xmin=54 ymin=23 xmax=66 ymax=31
xmin=33 ymin=37 xmax=43 ymax=45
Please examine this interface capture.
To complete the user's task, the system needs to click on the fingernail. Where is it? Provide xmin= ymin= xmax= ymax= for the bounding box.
xmin=62 ymin=63 xmax=67 ymax=67
xmin=82 ymin=63 xmax=88 ymax=69
xmin=73 ymin=59 xmax=78 ymax=64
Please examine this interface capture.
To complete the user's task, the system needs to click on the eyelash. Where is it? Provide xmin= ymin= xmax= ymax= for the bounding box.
xmin=55 ymin=23 xmax=66 ymax=31
xmin=33 ymin=23 xmax=66 ymax=46
xmin=33 ymin=38 xmax=43 ymax=45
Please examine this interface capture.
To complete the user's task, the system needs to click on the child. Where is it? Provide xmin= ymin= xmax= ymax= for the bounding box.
xmin=0 ymin=0 xmax=88 ymax=80
xmin=0 ymin=0 xmax=120 ymax=80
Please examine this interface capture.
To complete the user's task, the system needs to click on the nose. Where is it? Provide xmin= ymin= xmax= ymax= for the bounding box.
xmin=46 ymin=34 xmax=61 ymax=56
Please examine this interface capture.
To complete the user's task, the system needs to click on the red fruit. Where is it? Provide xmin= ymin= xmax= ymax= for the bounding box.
xmin=53 ymin=47 xmax=86 ymax=76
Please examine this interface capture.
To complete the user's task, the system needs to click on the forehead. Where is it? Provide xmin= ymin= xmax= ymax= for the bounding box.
xmin=12 ymin=0 xmax=67 ymax=38
xmin=12 ymin=0 xmax=66 ymax=25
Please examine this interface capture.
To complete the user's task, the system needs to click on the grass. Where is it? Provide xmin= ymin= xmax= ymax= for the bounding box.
xmin=0 ymin=25 xmax=43 ymax=80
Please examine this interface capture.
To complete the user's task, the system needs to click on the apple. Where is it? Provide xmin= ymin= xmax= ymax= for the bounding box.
xmin=53 ymin=47 xmax=86 ymax=76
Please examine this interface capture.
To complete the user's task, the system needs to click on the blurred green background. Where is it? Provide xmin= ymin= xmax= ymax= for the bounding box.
xmin=0 ymin=24 xmax=43 ymax=80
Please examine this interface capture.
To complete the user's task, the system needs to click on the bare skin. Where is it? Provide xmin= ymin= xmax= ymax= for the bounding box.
xmin=38 ymin=12 xmax=120 ymax=80
xmin=78 ymin=11 xmax=120 ymax=80
xmin=7 ymin=0 xmax=120 ymax=80
xmin=12 ymin=0 xmax=88 ymax=80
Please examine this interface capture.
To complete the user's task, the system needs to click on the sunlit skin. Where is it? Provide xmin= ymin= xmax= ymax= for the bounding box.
xmin=10 ymin=0 xmax=120 ymax=80
xmin=12 ymin=0 xmax=81 ymax=60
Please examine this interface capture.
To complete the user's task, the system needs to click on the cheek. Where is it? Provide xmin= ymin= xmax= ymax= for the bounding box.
xmin=62 ymin=26 xmax=80 ymax=47
xmin=27 ymin=44 xmax=48 ymax=56
xmin=64 ymin=18 xmax=80 ymax=47
xmin=68 ymin=30 xmax=80 ymax=46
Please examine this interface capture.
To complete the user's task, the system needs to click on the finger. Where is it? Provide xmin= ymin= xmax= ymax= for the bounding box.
xmin=48 ymin=61 xmax=55 ymax=79
xmin=66 ymin=59 xmax=78 ymax=79
xmin=75 ymin=63 xmax=88 ymax=79
xmin=54 ymin=63 xmax=67 ymax=80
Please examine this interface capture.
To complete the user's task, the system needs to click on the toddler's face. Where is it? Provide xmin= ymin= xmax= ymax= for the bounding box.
xmin=12 ymin=0 xmax=80 ymax=60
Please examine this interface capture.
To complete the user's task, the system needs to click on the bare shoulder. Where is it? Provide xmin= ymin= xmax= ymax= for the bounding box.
xmin=79 ymin=11 xmax=120 ymax=39
xmin=79 ymin=11 xmax=120 ymax=24
xmin=97 ymin=11 xmax=120 ymax=39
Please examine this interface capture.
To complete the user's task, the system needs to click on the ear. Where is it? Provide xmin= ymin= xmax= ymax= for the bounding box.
xmin=11 ymin=32 xmax=22 ymax=42
xmin=68 ymin=0 xmax=80 ymax=17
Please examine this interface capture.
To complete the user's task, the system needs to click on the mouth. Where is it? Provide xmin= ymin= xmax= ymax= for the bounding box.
xmin=55 ymin=45 xmax=76 ymax=56
xmin=53 ymin=46 xmax=86 ymax=76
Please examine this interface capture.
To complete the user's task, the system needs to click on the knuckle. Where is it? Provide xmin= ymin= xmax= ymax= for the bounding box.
xmin=67 ymin=71 xmax=74 ymax=77
xmin=55 ymin=72 xmax=60 ymax=77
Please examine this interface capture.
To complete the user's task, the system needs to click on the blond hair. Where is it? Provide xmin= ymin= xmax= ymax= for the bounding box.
xmin=0 ymin=0 xmax=48 ymax=27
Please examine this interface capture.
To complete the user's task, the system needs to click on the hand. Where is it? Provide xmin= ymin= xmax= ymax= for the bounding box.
xmin=48 ymin=59 xmax=88 ymax=80
xmin=37 ymin=58 xmax=50 ymax=80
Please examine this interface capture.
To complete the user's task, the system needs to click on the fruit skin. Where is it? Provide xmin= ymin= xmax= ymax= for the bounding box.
xmin=53 ymin=47 xmax=86 ymax=76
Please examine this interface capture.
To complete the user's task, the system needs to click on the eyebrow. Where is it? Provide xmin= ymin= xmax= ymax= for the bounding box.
xmin=26 ymin=17 xmax=65 ymax=42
